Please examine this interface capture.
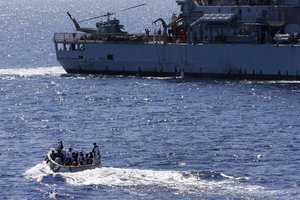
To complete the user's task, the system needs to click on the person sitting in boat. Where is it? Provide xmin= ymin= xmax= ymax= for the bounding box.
xmin=65 ymin=146 xmax=73 ymax=166
xmin=86 ymin=152 xmax=93 ymax=164
xmin=72 ymin=151 xmax=79 ymax=166
xmin=92 ymin=142 xmax=101 ymax=165
xmin=46 ymin=149 xmax=58 ymax=164
xmin=48 ymin=148 xmax=64 ymax=165
xmin=50 ymin=149 xmax=62 ymax=160
xmin=50 ymin=149 xmax=56 ymax=160
xmin=54 ymin=156 xmax=63 ymax=165
xmin=77 ymin=151 xmax=86 ymax=165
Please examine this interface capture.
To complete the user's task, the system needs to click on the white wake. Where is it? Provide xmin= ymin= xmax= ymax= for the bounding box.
xmin=0 ymin=66 xmax=66 ymax=77
xmin=23 ymin=162 xmax=282 ymax=197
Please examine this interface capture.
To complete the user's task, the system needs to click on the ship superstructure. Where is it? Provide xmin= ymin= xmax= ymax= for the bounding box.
xmin=177 ymin=0 xmax=300 ymax=44
xmin=54 ymin=0 xmax=300 ymax=79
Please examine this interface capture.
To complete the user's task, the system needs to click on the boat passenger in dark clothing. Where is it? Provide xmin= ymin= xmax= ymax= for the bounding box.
xmin=92 ymin=142 xmax=101 ymax=165
xmin=56 ymin=141 xmax=63 ymax=151
xmin=55 ymin=141 xmax=64 ymax=161
xmin=50 ymin=150 xmax=56 ymax=160
xmin=65 ymin=146 xmax=73 ymax=166
xmin=72 ymin=152 xmax=79 ymax=165
xmin=86 ymin=152 xmax=93 ymax=164
xmin=78 ymin=151 xmax=86 ymax=165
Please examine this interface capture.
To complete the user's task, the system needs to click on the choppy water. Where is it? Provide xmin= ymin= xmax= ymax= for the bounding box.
xmin=1 ymin=0 xmax=300 ymax=199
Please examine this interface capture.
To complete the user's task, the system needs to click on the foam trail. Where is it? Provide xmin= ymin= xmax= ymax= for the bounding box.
xmin=23 ymin=162 xmax=54 ymax=182
xmin=24 ymin=163 xmax=281 ymax=197
xmin=62 ymin=167 xmax=269 ymax=196
xmin=0 ymin=66 xmax=66 ymax=76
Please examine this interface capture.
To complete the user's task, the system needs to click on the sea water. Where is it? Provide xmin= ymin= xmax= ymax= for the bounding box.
xmin=1 ymin=0 xmax=300 ymax=199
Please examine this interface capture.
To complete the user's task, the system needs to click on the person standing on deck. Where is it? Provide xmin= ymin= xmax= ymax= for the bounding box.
xmin=56 ymin=140 xmax=63 ymax=151
xmin=92 ymin=142 xmax=101 ymax=165
xmin=55 ymin=140 xmax=65 ymax=161
xmin=65 ymin=146 xmax=73 ymax=166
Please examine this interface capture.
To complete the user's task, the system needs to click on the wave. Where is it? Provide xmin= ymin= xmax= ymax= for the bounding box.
xmin=0 ymin=66 xmax=66 ymax=77
xmin=23 ymin=162 xmax=283 ymax=198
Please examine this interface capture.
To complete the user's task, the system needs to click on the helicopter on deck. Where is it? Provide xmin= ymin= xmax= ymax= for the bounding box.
xmin=67 ymin=3 xmax=147 ymax=36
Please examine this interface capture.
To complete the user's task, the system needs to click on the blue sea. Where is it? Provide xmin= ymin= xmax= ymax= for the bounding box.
xmin=1 ymin=0 xmax=300 ymax=199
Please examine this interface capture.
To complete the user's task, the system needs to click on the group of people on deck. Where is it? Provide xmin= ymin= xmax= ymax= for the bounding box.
xmin=49 ymin=141 xmax=101 ymax=166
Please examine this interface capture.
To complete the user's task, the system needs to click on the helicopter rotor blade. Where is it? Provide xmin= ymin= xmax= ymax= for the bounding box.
xmin=77 ymin=3 xmax=147 ymax=23
xmin=117 ymin=3 xmax=147 ymax=13
xmin=78 ymin=13 xmax=114 ymax=23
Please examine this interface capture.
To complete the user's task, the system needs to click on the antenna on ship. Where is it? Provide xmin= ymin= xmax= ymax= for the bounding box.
xmin=67 ymin=12 xmax=81 ymax=31
xmin=78 ymin=3 xmax=147 ymax=23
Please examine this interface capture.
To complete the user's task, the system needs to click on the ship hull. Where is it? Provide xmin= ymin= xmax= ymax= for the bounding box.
xmin=56 ymin=42 xmax=300 ymax=80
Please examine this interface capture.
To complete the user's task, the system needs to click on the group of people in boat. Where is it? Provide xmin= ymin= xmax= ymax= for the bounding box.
xmin=48 ymin=141 xmax=101 ymax=166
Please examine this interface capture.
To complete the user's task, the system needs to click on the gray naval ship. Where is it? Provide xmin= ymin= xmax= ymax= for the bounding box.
xmin=54 ymin=0 xmax=300 ymax=79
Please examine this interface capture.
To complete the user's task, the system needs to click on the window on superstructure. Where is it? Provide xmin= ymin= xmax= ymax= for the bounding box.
xmin=107 ymin=54 xmax=114 ymax=60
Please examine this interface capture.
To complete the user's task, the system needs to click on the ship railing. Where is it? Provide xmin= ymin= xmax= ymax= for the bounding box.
xmin=53 ymin=33 xmax=88 ymax=43
xmin=53 ymin=32 xmax=171 ymax=44
xmin=54 ymin=32 xmax=134 ymax=43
